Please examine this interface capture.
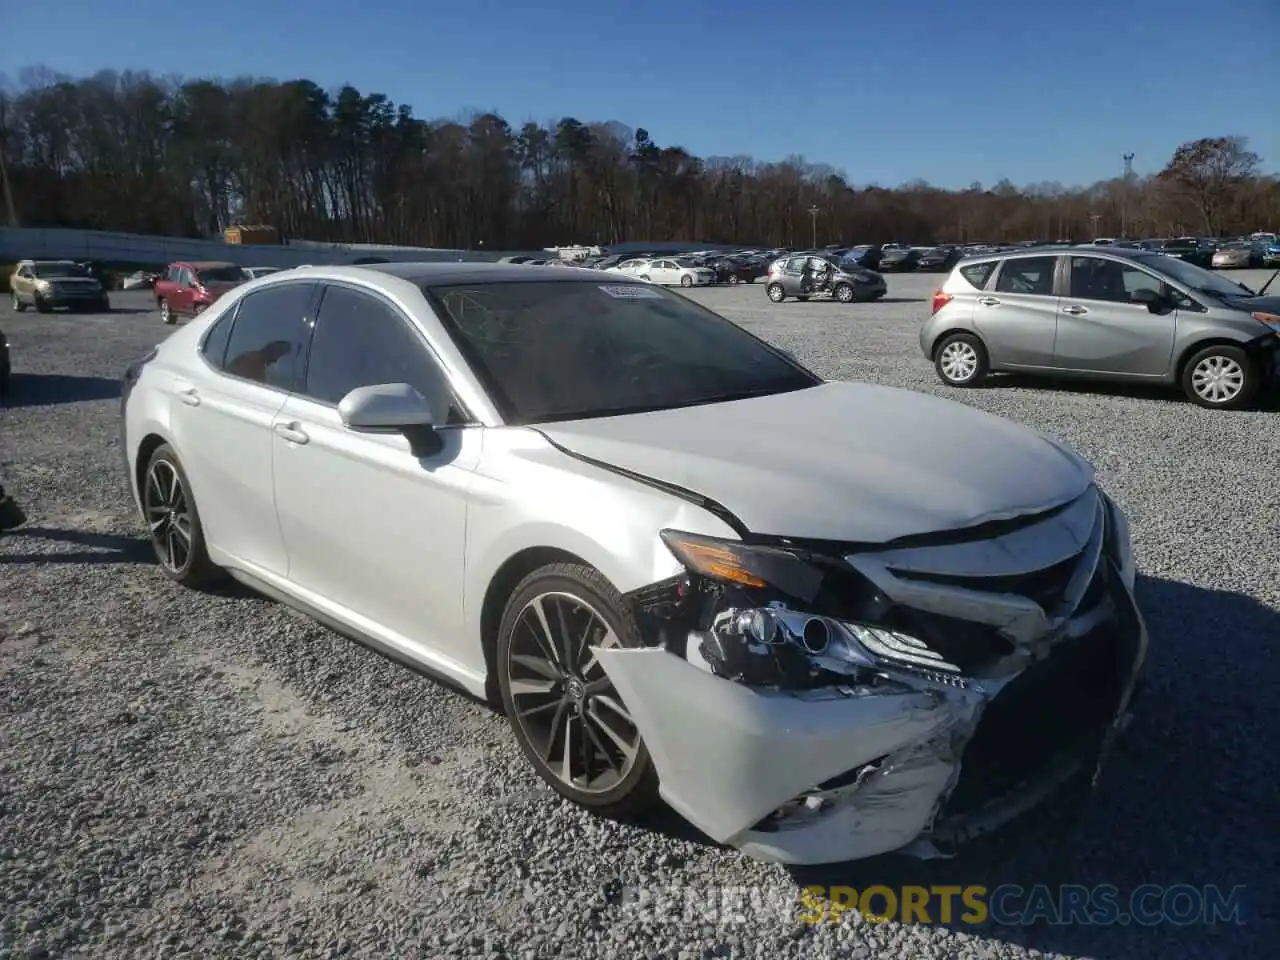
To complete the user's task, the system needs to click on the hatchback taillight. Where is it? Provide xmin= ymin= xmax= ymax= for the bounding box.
xmin=931 ymin=291 xmax=953 ymax=314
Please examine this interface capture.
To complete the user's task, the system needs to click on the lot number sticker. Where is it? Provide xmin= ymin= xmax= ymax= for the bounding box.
xmin=599 ymin=285 xmax=661 ymax=299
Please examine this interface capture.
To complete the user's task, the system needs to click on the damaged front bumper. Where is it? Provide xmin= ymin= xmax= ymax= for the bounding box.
xmin=597 ymin=487 xmax=1147 ymax=865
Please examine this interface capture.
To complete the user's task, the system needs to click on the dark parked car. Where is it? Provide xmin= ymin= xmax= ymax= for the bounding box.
xmin=840 ymin=244 xmax=883 ymax=271
xmin=876 ymin=247 xmax=922 ymax=272
xmin=917 ymin=247 xmax=965 ymax=272
xmin=1160 ymin=237 xmax=1214 ymax=268
xmin=705 ymin=256 xmax=768 ymax=285
xmin=764 ymin=255 xmax=887 ymax=303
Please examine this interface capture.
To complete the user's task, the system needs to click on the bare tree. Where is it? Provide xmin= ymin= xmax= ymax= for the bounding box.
xmin=0 ymin=68 xmax=1275 ymax=250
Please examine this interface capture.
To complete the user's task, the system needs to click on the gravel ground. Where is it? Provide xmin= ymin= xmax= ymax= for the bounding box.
xmin=1 ymin=272 xmax=1277 ymax=959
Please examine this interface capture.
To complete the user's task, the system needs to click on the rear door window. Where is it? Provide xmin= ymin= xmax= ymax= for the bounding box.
xmin=994 ymin=256 xmax=1058 ymax=295
xmin=958 ymin=262 xmax=996 ymax=289
xmin=221 ymin=282 xmax=318 ymax=389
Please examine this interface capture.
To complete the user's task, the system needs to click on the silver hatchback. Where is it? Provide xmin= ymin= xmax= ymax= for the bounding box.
xmin=919 ymin=247 xmax=1280 ymax=409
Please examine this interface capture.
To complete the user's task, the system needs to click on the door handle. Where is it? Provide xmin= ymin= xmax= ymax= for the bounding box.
xmin=272 ymin=421 xmax=309 ymax=445
xmin=176 ymin=386 xmax=200 ymax=407
xmin=1062 ymin=305 xmax=1088 ymax=316
xmin=978 ymin=297 xmax=1001 ymax=306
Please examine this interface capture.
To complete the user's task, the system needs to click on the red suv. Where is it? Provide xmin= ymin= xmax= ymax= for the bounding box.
xmin=154 ymin=261 xmax=247 ymax=325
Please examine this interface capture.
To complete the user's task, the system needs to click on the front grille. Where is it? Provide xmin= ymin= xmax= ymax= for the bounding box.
xmin=940 ymin=574 xmax=1137 ymax=818
xmin=892 ymin=554 xmax=1082 ymax=616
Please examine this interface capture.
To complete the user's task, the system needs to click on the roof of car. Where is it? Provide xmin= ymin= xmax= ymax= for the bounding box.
xmin=298 ymin=261 xmax=635 ymax=286
xmin=972 ymin=244 xmax=1155 ymax=262
xmin=186 ymin=260 xmax=239 ymax=269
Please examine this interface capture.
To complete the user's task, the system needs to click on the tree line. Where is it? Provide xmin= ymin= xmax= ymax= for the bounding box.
xmin=1 ymin=67 xmax=1277 ymax=251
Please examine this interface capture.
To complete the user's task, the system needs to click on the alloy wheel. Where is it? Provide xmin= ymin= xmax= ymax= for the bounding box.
xmin=767 ymin=284 xmax=784 ymax=302
xmin=940 ymin=341 xmax=979 ymax=382
xmin=1190 ymin=355 xmax=1245 ymax=404
xmin=505 ymin=591 xmax=641 ymax=795
xmin=144 ymin=459 xmax=193 ymax=573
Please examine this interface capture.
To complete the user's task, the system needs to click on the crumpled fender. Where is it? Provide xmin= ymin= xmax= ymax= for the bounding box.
xmin=594 ymin=646 xmax=966 ymax=847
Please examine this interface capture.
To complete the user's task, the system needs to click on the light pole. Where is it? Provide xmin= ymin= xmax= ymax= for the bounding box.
xmin=808 ymin=205 xmax=820 ymax=248
xmin=1090 ymin=214 xmax=1102 ymax=239
xmin=1121 ymin=152 xmax=1134 ymax=239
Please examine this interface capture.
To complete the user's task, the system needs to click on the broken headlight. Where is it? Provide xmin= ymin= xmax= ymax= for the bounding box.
xmin=660 ymin=530 xmax=964 ymax=689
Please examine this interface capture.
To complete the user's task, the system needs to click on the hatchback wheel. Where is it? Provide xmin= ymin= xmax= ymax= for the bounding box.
xmin=766 ymin=283 xmax=785 ymax=302
xmin=935 ymin=333 xmax=989 ymax=386
xmin=497 ymin=562 xmax=658 ymax=817
xmin=142 ymin=444 xmax=219 ymax=586
xmin=1181 ymin=344 xmax=1258 ymax=410
xmin=834 ymin=283 xmax=855 ymax=303
xmin=159 ymin=299 xmax=174 ymax=324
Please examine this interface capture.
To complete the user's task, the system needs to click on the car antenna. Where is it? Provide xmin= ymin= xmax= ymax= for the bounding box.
xmin=1256 ymin=268 xmax=1279 ymax=297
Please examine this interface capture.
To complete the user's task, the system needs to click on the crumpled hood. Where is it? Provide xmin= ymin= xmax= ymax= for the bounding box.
xmin=538 ymin=381 xmax=1094 ymax=543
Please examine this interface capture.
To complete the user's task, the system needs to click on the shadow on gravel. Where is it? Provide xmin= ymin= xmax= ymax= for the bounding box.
xmin=777 ymin=573 xmax=1276 ymax=959
xmin=0 ymin=526 xmax=151 ymax=564
xmin=2 ymin=373 xmax=121 ymax=407
xmin=872 ymin=297 xmax=927 ymax=304
xmin=981 ymin=374 xmax=1280 ymax=411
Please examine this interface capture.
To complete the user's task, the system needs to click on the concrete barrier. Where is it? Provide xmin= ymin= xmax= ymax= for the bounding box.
xmin=0 ymin=227 xmax=476 ymax=268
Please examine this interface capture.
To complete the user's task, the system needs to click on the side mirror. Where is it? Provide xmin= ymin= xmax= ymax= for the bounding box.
xmin=338 ymin=382 xmax=441 ymax=457
xmin=1129 ymin=288 xmax=1159 ymax=303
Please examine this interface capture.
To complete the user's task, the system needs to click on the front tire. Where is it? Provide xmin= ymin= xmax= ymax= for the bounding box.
xmin=497 ymin=562 xmax=659 ymax=817
xmin=159 ymin=298 xmax=174 ymax=324
xmin=935 ymin=332 xmax=989 ymax=386
xmin=34 ymin=295 xmax=52 ymax=314
xmin=833 ymin=282 xmax=855 ymax=303
xmin=680 ymin=274 xmax=693 ymax=287
xmin=141 ymin=444 xmax=219 ymax=587
xmin=728 ymin=274 xmax=740 ymax=285
xmin=1181 ymin=344 xmax=1258 ymax=409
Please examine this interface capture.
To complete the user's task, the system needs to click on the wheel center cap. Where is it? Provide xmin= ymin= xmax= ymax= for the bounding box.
xmin=564 ymin=678 xmax=585 ymax=702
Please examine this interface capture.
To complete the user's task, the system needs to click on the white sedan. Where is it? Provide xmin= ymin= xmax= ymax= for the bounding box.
xmin=120 ymin=262 xmax=1146 ymax=864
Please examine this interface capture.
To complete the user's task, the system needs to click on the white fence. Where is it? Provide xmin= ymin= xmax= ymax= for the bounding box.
xmin=0 ymin=227 xmax=471 ymax=268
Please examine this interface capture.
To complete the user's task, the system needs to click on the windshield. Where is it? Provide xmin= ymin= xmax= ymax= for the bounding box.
xmin=424 ymin=280 xmax=819 ymax=424
xmin=197 ymin=265 xmax=246 ymax=283
xmin=1136 ymin=254 xmax=1253 ymax=296
xmin=32 ymin=262 xmax=86 ymax=278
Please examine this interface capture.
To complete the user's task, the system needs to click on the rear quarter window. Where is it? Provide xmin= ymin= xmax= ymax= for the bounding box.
xmin=958 ymin=262 xmax=996 ymax=289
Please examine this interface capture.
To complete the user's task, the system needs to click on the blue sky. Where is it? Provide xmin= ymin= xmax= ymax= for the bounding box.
xmin=7 ymin=0 xmax=1278 ymax=189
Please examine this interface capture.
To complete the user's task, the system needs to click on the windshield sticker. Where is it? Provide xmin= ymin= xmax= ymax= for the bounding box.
xmin=599 ymin=284 xmax=661 ymax=299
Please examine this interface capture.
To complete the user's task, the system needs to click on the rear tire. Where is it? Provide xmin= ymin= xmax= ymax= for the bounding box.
xmin=12 ymin=293 xmax=25 ymax=313
xmin=680 ymin=274 xmax=693 ymax=287
xmin=34 ymin=296 xmax=52 ymax=314
xmin=767 ymin=283 xmax=786 ymax=302
xmin=497 ymin=562 xmax=659 ymax=818
xmin=1180 ymin=344 xmax=1259 ymax=410
xmin=729 ymin=274 xmax=740 ymax=285
xmin=934 ymin=332 xmax=989 ymax=386
xmin=159 ymin=298 xmax=174 ymax=325
xmin=141 ymin=444 xmax=220 ymax=587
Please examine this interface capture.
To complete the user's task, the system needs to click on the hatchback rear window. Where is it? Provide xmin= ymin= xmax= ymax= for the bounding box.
xmin=958 ymin=262 xmax=996 ymax=289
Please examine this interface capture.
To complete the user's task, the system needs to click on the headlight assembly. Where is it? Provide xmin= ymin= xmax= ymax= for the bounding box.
xmin=659 ymin=529 xmax=823 ymax=601
xmin=662 ymin=530 xmax=965 ymax=689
